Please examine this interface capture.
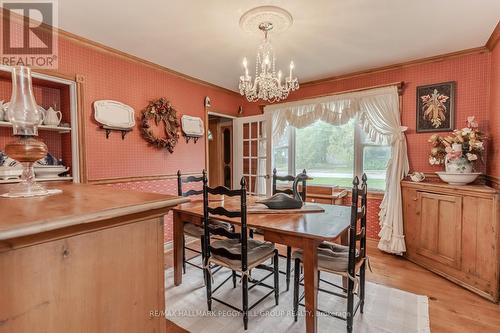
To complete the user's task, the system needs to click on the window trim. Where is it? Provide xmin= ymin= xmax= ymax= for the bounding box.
xmin=274 ymin=120 xmax=389 ymax=191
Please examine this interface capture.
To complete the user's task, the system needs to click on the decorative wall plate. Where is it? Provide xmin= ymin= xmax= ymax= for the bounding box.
xmin=94 ymin=100 xmax=135 ymax=129
xmin=181 ymin=115 xmax=204 ymax=137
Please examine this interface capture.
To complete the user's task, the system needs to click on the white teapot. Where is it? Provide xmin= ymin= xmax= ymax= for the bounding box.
xmin=43 ymin=106 xmax=62 ymax=126
xmin=0 ymin=100 xmax=5 ymax=121
xmin=409 ymin=172 xmax=425 ymax=182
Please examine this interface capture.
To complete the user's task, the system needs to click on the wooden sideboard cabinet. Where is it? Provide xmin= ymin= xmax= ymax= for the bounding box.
xmin=402 ymin=181 xmax=499 ymax=302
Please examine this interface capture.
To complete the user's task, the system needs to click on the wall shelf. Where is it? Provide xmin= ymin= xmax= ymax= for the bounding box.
xmin=0 ymin=121 xmax=71 ymax=133
xmin=0 ymin=64 xmax=80 ymax=183
xmin=100 ymin=125 xmax=131 ymax=140
xmin=0 ymin=176 xmax=73 ymax=184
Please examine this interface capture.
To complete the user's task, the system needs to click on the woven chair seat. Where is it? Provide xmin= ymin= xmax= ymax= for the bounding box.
xmin=210 ymin=238 xmax=275 ymax=270
xmin=183 ymin=220 xmax=232 ymax=238
xmin=293 ymin=243 xmax=359 ymax=272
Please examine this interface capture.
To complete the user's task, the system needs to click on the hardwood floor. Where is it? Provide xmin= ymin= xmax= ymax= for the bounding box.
xmin=164 ymin=238 xmax=500 ymax=333
xmin=165 ymin=318 xmax=189 ymax=333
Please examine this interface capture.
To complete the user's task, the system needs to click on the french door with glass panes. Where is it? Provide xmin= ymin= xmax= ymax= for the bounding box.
xmin=234 ymin=115 xmax=269 ymax=196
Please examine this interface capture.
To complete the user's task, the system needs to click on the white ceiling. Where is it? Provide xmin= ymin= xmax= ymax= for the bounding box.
xmin=58 ymin=0 xmax=500 ymax=91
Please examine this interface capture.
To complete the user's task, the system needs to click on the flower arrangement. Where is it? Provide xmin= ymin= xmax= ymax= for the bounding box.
xmin=428 ymin=116 xmax=485 ymax=167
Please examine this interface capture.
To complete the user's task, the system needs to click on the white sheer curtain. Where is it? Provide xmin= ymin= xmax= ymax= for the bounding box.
xmin=264 ymin=85 xmax=409 ymax=255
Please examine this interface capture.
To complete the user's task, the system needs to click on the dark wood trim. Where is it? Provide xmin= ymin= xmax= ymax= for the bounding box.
xmin=87 ymin=172 xmax=201 ymax=185
xmin=300 ymin=47 xmax=488 ymax=87
xmin=486 ymin=20 xmax=500 ymax=51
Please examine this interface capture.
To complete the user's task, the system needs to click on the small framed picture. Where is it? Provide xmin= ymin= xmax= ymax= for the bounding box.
xmin=416 ymin=81 xmax=455 ymax=132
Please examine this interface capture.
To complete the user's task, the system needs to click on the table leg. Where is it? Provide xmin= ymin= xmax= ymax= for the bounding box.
xmin=302 ymin=238 xmax=320 ymax=333
xmin=173 ymin=211 xmax=183 ymax=286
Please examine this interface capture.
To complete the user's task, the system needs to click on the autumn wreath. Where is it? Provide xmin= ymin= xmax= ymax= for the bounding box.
xmin=141 ymin=98 xmax=180 ymax=153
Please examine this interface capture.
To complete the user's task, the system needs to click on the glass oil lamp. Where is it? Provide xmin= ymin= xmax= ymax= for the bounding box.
xmin=4 ymin=66 xmax=48 ymax=197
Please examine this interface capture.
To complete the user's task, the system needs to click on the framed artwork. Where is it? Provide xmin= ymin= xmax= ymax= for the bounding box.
xmin=416 ymin=81 xmax=455 ymax=132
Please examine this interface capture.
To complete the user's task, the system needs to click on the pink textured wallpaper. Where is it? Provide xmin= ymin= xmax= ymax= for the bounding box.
xmin=242 ymin=51 xmax=494 ymax=241
xmin=2 ymin=12 xmax=497 ymax=243
xmin=0 ymin=12 xmax=244 ymax=181
xmin=244 ymin=51 xmax=492 ymax=174
xmin=489 ymin=41 xmax=500 ymax=178
xmin=58 ymin=39 xmax=243 ymax=181
xmin=1 ymin=13 xmax=242 ymax=243
xmin=53 ymin=37 xmax=242 ymax=242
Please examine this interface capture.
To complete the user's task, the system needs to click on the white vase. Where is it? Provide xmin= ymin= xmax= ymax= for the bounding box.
xmin=445 ymin=143 xmax=472 ymax=173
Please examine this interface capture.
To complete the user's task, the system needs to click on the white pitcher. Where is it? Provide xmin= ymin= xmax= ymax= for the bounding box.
xmin=0 ymin=100 xmax=5 ymax=121
xmin=43 ymin=107 xmax=62 ymax=126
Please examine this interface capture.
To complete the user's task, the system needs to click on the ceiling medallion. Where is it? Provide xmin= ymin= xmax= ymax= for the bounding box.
xmin=238 ymin=6 xmax=299 ymax=103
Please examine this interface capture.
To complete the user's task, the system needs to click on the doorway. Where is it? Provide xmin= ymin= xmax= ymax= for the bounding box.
xmin=207 ymin=113 xmax=233 ymax=188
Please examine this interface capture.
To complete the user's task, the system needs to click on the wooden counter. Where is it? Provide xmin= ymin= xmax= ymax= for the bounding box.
xmin=0 ymin=183 xmax=188 ymax=333
xmin=402 ymin=180 xmax=499 ymax=302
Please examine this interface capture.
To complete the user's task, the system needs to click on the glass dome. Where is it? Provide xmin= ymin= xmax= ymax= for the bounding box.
xmin=7 ymin=66 xmax=43 ymax=136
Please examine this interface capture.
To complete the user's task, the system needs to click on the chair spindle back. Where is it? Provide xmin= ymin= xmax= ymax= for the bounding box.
xmin=203 ymin=171 xmax=248 ymax=271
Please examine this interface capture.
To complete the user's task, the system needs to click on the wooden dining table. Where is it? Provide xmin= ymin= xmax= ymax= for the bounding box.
xmin=172 ymin=196 xmax=352 ymax=333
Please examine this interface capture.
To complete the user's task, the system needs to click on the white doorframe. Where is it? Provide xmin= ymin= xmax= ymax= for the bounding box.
xmin=233 ymin=114 xmax=269 ymax=195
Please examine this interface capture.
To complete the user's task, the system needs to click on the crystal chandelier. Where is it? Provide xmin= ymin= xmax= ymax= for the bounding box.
xmin=239 ymin=22 xmax=299 ymax=103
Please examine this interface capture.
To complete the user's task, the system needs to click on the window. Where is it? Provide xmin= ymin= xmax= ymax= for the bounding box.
xmin=273 ymin=119 xmax=390 ymax=191
xmin=272 ymin=125 xmax=290 ymax=175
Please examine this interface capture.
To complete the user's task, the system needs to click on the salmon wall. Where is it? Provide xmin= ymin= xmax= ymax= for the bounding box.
xmin=57 ymin=40 xmax=242 ymax=181
xmin=2 ymin=14 xmax=243 ymax=243
xmin=489 ymin=41 xmax=500 ymax=179
xmin=242 ymin=50 xmax=495 ymax=240
xmin=244 ymin=51 xmax=492 ymax=174
xmin=1 ymin=12 xmax=243 ymax=180
xmin=51 ymin=37 xmax=243 ymax=242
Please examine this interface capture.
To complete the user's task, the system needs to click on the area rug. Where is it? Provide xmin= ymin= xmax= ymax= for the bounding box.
xmin=165 ymin=259 xmax=430 ymax=333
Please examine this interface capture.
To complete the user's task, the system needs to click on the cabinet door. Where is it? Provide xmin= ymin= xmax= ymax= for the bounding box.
xmin=402 ymin=187 xmax=419 ymax=256
xmin=416 ymin=192 xmax=462 ymax=269
xmin=0 ymin=218 xmax=165 ymax=333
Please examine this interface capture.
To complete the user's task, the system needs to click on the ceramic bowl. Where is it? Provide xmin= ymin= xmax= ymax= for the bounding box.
xmin=435 ymin=172 xmax=481 ymax=185
xmin=34 ymin=165 xmax=68 ymax=178
xmin=0 ymin=166 xmax=22 ymax=180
